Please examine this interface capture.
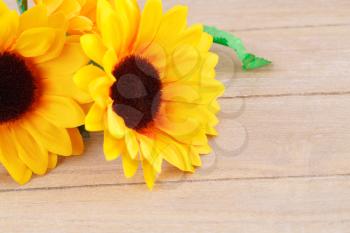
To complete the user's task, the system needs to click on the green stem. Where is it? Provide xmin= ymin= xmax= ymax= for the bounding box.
xmin=16 ymin=0 xmax=28 ymax=14
xmin=78 ymin=126 xmax=90 ymax=139
xmin=204 ymin=25 xmax=271 ymax=71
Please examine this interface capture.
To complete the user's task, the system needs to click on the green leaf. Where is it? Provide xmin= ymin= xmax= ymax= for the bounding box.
xmin=204 ymin=25 xmax=271 ymax=71
xmin=242 ymin=53 xmax=272 ymax=70
xmin=16 ymin=0 xmax=28 ymax=14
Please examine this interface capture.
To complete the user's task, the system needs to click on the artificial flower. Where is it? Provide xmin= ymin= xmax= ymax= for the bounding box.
xmin=34 ymin=0 xmax=97 ymax=34
xmin=0 ymin=1 xmax=89 ymax=184
xmin=74 ymin=0 xmax=224 ymax=189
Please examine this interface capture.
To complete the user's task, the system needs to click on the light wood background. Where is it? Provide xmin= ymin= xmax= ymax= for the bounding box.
xmin=1 ymin=0 xmax=350 ymax=232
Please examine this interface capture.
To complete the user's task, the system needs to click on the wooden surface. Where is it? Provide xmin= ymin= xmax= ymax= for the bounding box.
xmin=2 ymin=0 xmax=350 ymax=232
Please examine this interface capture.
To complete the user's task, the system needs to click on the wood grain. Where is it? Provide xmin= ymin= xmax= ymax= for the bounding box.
xmin=1 ymin=0 xmax=350 ymax=232
xmin=221 ymin=25 xmax=350 ymax=97
xmin=1 ymin=95 xmax=350 ymax=191
xmin=1 ymin=177 xmax=350 ymax=233
xmin=160 ymin=0 xmax=350 ymax=31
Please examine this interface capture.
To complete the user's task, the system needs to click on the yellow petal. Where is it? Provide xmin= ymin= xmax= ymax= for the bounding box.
xmin=0 ymin=128 xmax=32 ymax=185
xmin=162 ymin=83 xmax=200 ymax=103
xmin=157 ymin=119 xmax=207 ymax=146
xmin=153 ymin=5 xmax=188 ymax=52
xmin=48 ymin=12 xmax=68 ymax=31
xmin=121 ymin=150 xmax=139 ymax=178
xmin=80 ymin=0 xmax=96 ymax=17
xmin=155 ymin=132 xmax=194 ymax=172
xmin=36 ymin=95 xmax=85 ymax=128
xmin=102 ymin=48 xmax=118 ymax=74
xmin=34 ymin=29 xmax=65 ymax=63
xmin=35 ymin=0 xmax=64 ymax=15
xmin=133 ymin=0 xmax=162 ymax=53
xmin=174 ymin=24 xmax=203 ymax=48
xmin=142 ymin=159 xmax=157 ymax=190
xmin=97 ymin=0 xmax=123 ymax=55
xmin=161 ymin=100 xmax=218 ymax=128
xmin=140 ymin=42 xmax=167 ymax=79
xmin=196 ymin=80 xmax=225 ymax=105
xmin=107 ymin=105 xmax=126 ymax=139
xmin=85 ymin=103 xmax=105 ymax=131
xmin=0 ymin=0 xmax=10 ymax=15
xmin=0 ymin=10 xmax=19 ymax=51
xmin=194 ymin=144 xmax=212 ymax=155
xmin=156 ymin=103 xmax=207 ymax=145
xmin=74 ymin=64 xmax=106 ymax=92
xmin=198 ymin=32 xmax=213 ymax=52
xmin=23 ymin=114 xmax=72 ymax=156
xmin=125 ymin=129 xmax=139 ymax=160
xmin=48 ymin=153 xmax=58 ymax=169
xmin=12 ymin=126 xmax=49 ymax=175
xmin=190 ymin=146 xmax=202 ymax=167
xmin=198 ymin=53 xmax=221 ymax=92
xmin=67 ymin=128 xmax=84 ymax=155
xmin=162 ymin=51 xmax=223 ymax=104
xmin=170 ymin=44 xmax=201 ymax=80
xmin=75 ymin=0 xmax=86 ymax=7
xmin=209 ymin=100 xmax=221 ymax=114
xmin=206 ymin=126 xmax=218 ymax=136
xmin=202 ymin=52 xmax=219 ymax=73
xmin=68 ymin=16 xmax=93 ymax=34
xmin=113 ymin=0 xmax=140 ymax=54
xmin=38 ymin=41 xmax=88 ymax=76
xmin=80 ymin=33 xmax=107 ymax=65
xmin=43 ymin=73 xmax=92 ymax=104
xmin=138 ymin=135 xmax=162 ymax=173
xmin=103 ymin=130 xmax=124 ymax=161
xmin=15 ymin=27 xmax=57 ymax=57
xmin=55 ymin=0 xmax=81 ymax=19
xmin=19 ymin=4 xmax=48 ymax=33
xmin=89 ymin=77 xmax=113 ymax=108
xmin=164 ymin=45 xmax=209 ymax=84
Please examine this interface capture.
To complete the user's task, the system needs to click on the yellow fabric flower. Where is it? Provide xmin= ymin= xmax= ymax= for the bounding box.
xmin=34 ymin=0 xmax=97 ymax=34
xmin=74 ymin=0 xmax=224 ymax=189
xmin=0 ymin=2 xmax=89 ymax=184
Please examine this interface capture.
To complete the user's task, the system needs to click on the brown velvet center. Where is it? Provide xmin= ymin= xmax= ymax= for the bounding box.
xmin=110 ymin=55 xmax=162 ymax=131
xmin=0 ymin=53 xmax=38 ymax=123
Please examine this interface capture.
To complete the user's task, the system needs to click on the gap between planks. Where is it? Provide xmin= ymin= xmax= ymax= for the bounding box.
xmin=222 ymin=90 xmax=350 ymax=100
xmin=2 ymin=173 xmax=350 ymax=194
xmin=231 ymin=23 xmax=350 ymax=32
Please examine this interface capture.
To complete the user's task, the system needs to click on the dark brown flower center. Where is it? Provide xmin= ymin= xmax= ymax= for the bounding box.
xmin=110 ymin=55 xmax=162 ymax=131
xmin=0 ymin=53 xmax=38 ymax=123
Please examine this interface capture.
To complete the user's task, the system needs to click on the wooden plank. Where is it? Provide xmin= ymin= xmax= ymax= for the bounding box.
xmin=218 ymin=25 xmax=350 ymax=97
xmin=1 ymin=1 xmax=350 ymax=232
xmin=2 ymin=95 xmax=350 ymax=190
xmin=160 ymin=0 xmax=350 ymax=31
xmin=4 ymin=0 xmax=350 ymax=96
xmin=7 ymin=0 xmax=350 ymax=31
xmin=0 ymin=176 xmax=350 ymax=233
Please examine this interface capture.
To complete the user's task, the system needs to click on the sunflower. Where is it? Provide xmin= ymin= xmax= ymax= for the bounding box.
xmin=34 ymin=0 xmax=97 ymax=34
xmin=74 ymin=0 xmax=224 ymax=189
xmin=0 ymin=2 xmax=89 ymax=184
